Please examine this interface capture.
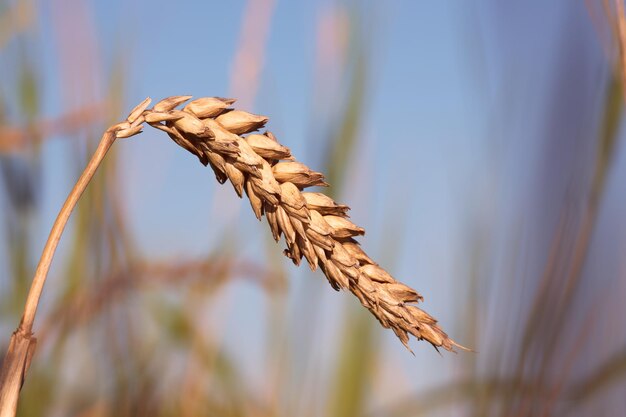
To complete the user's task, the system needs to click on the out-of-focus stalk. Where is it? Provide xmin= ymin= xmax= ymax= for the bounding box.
xmin=614 ymin=0 xmax=626 ymax=101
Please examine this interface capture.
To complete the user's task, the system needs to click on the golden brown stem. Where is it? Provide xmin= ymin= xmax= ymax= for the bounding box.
xmin=0 ymin=129 xmax=117 ymax=417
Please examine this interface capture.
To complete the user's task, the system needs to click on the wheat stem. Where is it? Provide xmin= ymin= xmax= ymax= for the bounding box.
xmin=0 ymin=108 xmax=145 ymax=416
xmin=21 ymin=130 xmax=116 ymax=331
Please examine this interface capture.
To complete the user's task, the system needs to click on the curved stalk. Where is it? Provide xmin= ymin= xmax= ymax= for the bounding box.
xmin=0 ymin=129 xmax=117 ymax=417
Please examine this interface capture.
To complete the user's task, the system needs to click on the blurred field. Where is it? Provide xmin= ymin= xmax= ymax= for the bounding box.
xmin=2 ymin=0 xmax=626 ymax=416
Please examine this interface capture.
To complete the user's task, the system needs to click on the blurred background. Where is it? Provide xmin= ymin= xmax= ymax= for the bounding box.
xmin=1 ymin=0 xmax=626 ymax=416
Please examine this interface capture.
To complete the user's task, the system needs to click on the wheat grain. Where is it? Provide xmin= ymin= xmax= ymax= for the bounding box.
xmin=120 ymin=96 xmax=463 ymax=352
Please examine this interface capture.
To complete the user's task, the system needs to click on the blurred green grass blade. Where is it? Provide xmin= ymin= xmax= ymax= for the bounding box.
xmin=591 ymin=71 xmax=622 ymax=200
xmin=520 ymin=70 xmax=622 ymax=359
xmin=153 ymin=300 xmax=196 ymax=343
xmin=18 ymin=57 xmax=38 ymax=121
xmin=147 ymin=280 xmax=253 ymax=416
xmin=325 ymin=18 xmax=377 ymax=417
xmin=16 ymin=364 xmax=55 ymax=417
xmin=367 ymin=376 xmax=550 ymax=417
xmin=324 ymin=48 xmax=368 ymax=199
xmin=327 ymin=310 xmax=375 ymax=417
xmin=569 ymin=347 xmax=626 ymax=405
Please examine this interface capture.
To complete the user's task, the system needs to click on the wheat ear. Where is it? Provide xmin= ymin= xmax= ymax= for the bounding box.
xmin=0 ymin=96 xmax=462 ymax=417
xmin=140 ymin=95 xmax=463 ymax=352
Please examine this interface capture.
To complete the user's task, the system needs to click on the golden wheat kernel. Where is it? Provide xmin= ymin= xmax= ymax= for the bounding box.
xmin=116 ymin=124 xmax=144 ymax=139
xmin=276 ymin=206 xmax=296 ymax=245
xmin=257 ymin=161 xmax=282 ymax=192
xmin=202 ymin=118 xmax=240 ymax=141
xmin=407 ymin=307 xmax=432 ymax=325
xmin=264 ymin=131 xmax=278 ymax=142
xmin=360 ymin=264 xmax=394 ymax=283
xmin=308 ymin=210 xmax=333 ymax=235
xmin=374 ymin=288 xmax=397 ymax=307
xmin=205 ymin=141 xmax=240 ymax=162
xmin=420 ymin=325 xmax=443 ymax=346
xmin=235 ymin=138 xmax=265 ymax=167
xmin=342 ymin=241 xmax=374 ymax=265
xmin=271 ymin=160 xmax=302 ymax=176
xmin=310 ymin=243 xmax=327 ymax=263
xmin=203 ymin=148 xmax=227 ymax=171
xmin=323 ymin=215 xmax=365 ymax=238
xmin=245 ymin=133 xmax=279 ymax=147
xmin=358 ymin=274 xmax=377 ymax=293
xmin=272 ymin=161 xmax=313 ymax=185
xmin=264 ymin=204 xmax=281 ymax=241
xmin=301 ymin=192 xmax=349 ymax=216
xmin=246 ymin=190 xmax=263 ymax=220
xmin=283 ymin=204 xmax=309 ymax=224
xmin=387 ymin=282 xmax=419 ymax=302
xmin=144 ymin=111 xmax=184 ymax=123
xmin=184 ymin=97 xmax=234 ymax=118
xmin=272 ymin=161 xmax=325 ymax=187
xmin=248 ymin=177 xmax=279 ymax=206
xmin=129 ymin=115 xmax=145 ymax=128
xmin=153 ymin=95 xmax=192 ymax=112
xmin=289 ymin=216 xmax=308 ymax=240
xmin=302 ymin=192 xmax=335 ymax=208
xmin=231 ymin=160 xmax=260 ymax=179
xmin=127 ymin=97 xmax=152 ymax=123
xmin=224 ymin=164 xmax=245 ymax=197
xmin=330 ymin=243 xmax=357 ymax=268
xmin=325 ymin=260 xmax=349 ymax=289
xmin=215 ymin=110 xmax=268 ymax=135
xmin=298 ymin=236 xmax=318 ymax=269
xmin=245 ymin=134 xmax=291 ymax=159
xmin=169 ymin=111 xmax=213 ymax=138
xmin=341 ymin=265 xmax=360 ymax=280
xmin=285 ymin=241 xmax=302 ymax=265
xmin=207 ymin=159 xmax=228 ymax=184
xmin=305 ymin=229 xmax=334 ymax=252
xmin=279 ymin=182 xmax=306 ymax=209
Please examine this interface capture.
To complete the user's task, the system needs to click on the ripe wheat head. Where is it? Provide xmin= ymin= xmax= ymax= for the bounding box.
xmin=115 ymin=96 xmax=464 ymax=353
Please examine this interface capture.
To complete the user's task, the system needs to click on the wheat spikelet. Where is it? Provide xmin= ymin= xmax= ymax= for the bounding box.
xmin=117 ymin=96 xmax=463 ymax=352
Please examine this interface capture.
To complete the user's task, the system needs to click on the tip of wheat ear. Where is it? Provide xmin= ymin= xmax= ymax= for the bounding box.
xmin=117 ymin=96 xmax=465 ymax=353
